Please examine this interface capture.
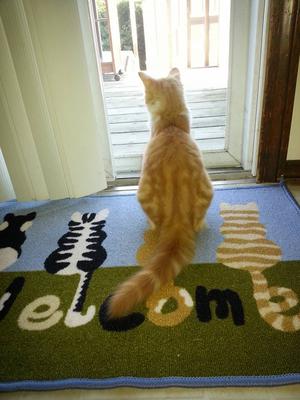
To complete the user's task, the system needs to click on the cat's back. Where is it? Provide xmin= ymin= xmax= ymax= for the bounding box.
xmin=138 ymin=125 xmax=212 ymax=225
xmin=144 ymin=126 xmax=201 ymax=169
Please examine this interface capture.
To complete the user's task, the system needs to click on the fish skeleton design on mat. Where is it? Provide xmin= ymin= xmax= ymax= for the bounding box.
xmin=217 ymin=202 xmax=300 ymax=332
xmin=44 ymin=209 xmax=109 ymax=327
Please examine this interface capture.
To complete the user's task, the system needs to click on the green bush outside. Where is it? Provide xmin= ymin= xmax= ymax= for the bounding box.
xmin=96 ymin=0 xmax=146 ymax=70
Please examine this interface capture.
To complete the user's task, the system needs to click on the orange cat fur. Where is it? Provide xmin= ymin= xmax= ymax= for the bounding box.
xmin=108 ymin=68 xmax=213 ymax=318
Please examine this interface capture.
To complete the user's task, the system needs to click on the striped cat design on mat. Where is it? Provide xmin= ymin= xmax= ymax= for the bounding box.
xmin=217 ymin=202 xmax=300 ymax=332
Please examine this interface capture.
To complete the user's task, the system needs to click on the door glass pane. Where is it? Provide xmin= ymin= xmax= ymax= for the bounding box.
xmin=190 ymin=0 xmax=205 ymax=17
xmin=95 ymin=0 xmax=248 ymax=176
xmin=209 ymin=22 xmax=219 ymax=66
xmin=190 ymin=24 xmax=205 ymax=67
xmin=209 ymin=0 xmax=220 ymax=16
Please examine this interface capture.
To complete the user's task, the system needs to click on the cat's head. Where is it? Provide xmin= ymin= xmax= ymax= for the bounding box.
xmin=138 ymin=68 xmax=185 ymax=115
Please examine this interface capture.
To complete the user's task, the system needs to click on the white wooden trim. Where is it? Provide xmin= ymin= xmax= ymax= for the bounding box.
xmin=225 ymin=0 xmax=250 ymax=162
xmin=226 ymin=0 xmax=268 ymax=175
xmin=218 ymin=0 xmax=230 ymax=74
xmin=106 ymin=0 xmax=122 ymax=72
xmin=251 ymin=0 xmax=270 ymax=176
xmin=242 ymin=0 xmax=268 ymax=172
xmin=113 ymin=150 xmax=240 ymax=174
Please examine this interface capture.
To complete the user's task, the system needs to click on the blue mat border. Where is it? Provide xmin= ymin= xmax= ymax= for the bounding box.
xmin=1 ymin=374 xmax=300 ymax=391
xmin=281 ymin=181 xmax=300 ymax=213
xmin=1 ymin=181 xmax=300 ymax=391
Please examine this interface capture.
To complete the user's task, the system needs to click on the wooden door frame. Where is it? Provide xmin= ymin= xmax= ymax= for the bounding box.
xmin=257 ymin=0 xmax=300 ymax=182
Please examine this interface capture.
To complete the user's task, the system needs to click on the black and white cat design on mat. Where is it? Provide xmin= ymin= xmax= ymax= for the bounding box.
xmin=44 ymin=209 xmax=109 ymax=328
xmin=0 ymin=212 xmax=35 ymax=320
xmin=0 ymin=212 xmax=36 ymax=271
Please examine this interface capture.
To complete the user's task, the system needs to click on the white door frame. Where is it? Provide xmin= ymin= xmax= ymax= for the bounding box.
xmin=84 ymin=0 xmax=269 ymax=177
xmin=225 ymin=0 xmax=250 ymax=163
xmin=225 ymin=0 xmax=269 ymax=173
xmin=248 ymin=0 xmax=270 ymax=176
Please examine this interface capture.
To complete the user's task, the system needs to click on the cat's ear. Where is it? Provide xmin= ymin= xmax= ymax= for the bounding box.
xmin=168 ymin=67 xmax=181 ymax=81
xmin=138 ymin=71 xmax=154 ymax=87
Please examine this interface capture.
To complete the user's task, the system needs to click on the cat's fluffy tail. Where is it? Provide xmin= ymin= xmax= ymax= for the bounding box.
xmin=107 ymin=226 xmax=195 ymax=318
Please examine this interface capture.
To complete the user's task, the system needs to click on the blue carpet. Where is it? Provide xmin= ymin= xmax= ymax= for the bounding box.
xmin=0 ymin=183 xmax=299 ymax=273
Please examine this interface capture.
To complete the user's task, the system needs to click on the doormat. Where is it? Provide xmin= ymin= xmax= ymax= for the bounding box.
xmin=0 ymin=183 xmax=300 ymax=390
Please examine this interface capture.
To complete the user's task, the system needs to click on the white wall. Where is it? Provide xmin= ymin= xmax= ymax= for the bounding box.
xmin=287 ymin=63 xmax=300 ymax=160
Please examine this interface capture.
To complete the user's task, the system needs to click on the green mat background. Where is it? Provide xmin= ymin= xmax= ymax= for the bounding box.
xmin=1 ymin=262 xmax=300 ymax=382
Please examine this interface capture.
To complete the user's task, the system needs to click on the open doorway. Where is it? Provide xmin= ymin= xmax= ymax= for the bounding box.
xmin=92 ymin=0 xmax=265 ymax=179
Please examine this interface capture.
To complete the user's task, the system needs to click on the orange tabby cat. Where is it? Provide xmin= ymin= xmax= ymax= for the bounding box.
xmin=108 ymin=68 xmax=213 ymax=318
